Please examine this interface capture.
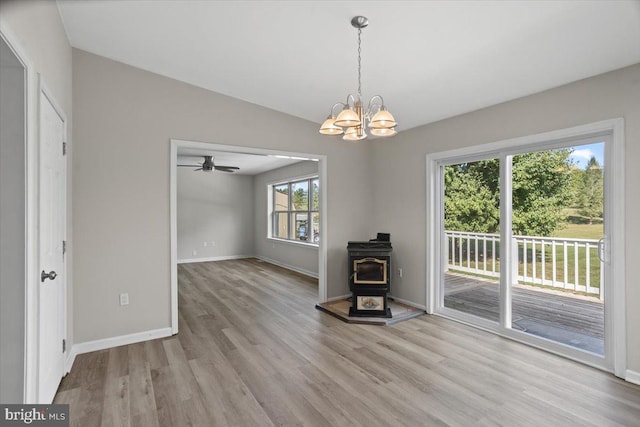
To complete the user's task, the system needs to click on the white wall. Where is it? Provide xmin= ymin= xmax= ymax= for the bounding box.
xmin=253 ymin=161 xmax=319 ymax=277
xmin=370 ymin=63 xmax=640 ymax=373
xmin=0 ymin=0 xmax=73 ymax=403
xmin=72 ymin=49 xmax=374 ymax=343
xmin=177 ymin=168 xmax=254 ymax=261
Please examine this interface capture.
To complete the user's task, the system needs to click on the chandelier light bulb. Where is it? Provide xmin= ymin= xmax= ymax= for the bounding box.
xmin=369 ymin=108 xmax=397 ymax=129
xmin=319 ymin=116 xmax=344 ymax=135
xmin=343 ymin=126 xmax=367 ymax=141
xmin=370 ymin=127 xmax=397 ymax=137
xmin=334 ymin=107 xmax=361 ymax=128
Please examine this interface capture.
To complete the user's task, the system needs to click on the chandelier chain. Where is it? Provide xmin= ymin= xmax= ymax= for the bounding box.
xmin=357 ymin=27 xmax=362 ymax=97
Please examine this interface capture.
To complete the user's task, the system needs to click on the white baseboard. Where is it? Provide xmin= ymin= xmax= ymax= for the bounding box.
xmin=177 ymin=255 xmax=252 ymax=264
xmin=71 ymin=327 xmax=173 ymax=359
xmin=626 ymin=369 xmax=640 ymax=385
xmin=64 ymin=349 xmax=77 ymax=375
xmin=326 ymin=294 xmax=352 ymax=302
xmin=256 ymin=256 xmax=318 ymax=279
xmin=388 ymin=295 xmax=427 ymax=311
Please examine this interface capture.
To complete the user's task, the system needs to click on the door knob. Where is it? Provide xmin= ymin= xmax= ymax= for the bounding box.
xmin=41 ymin=270 xmax=57 ymax=282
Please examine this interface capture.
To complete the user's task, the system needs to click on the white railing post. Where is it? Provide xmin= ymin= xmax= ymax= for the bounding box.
xmin=541 ymin=240 xmax=546 ymax=285
xmin=491 ymin=237 xmax=496 ymax=273
xmin=532 ymin=239 xmax=537 ymax=284
xmin=585 ymin=242 xmax=590 ymax=290
xmin=574 ymin=241 xmax=579 ymax=290
xmin=523 ymin=239 xmax=528 ymax=283
xmin=482 ymin=235 xmax=487 ymax=273
xmin=563 ymin=241 xmax=569 ymax=289
xmin=474 ymin=238 xmax=478 ymax=271
xmin=552 ymin=241 xmax=557 ymax=287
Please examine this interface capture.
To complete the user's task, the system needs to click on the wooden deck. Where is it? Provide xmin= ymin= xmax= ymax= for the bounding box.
xmin=444 ymin=272 xmax=604 ymax=354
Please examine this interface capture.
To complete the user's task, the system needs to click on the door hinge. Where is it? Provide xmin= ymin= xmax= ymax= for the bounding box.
xmin=63 ymin=142 xmax=67 ymax=156
xmin=62 ymin=240 xmax=67 ymax=256
xmin=62 ymin=339 xmax=66 ymax=353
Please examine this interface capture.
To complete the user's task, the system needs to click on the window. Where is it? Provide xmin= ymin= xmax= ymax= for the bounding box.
xmin=271 ymin=177 xmax=319 ymax=244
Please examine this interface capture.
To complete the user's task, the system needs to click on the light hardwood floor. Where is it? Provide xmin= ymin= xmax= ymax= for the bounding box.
xmin=55 ymin=258 xmax=640 ymax=426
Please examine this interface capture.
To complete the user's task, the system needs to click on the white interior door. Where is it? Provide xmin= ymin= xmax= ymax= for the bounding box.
xmin=38 ymin=85 xmax=66 ymax=403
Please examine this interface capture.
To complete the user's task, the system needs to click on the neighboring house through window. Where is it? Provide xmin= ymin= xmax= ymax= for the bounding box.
xmin=270 ymin=176 xmax=319 ymax=244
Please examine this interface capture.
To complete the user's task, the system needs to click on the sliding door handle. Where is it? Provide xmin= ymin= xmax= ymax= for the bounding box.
xmin=597 ymin=238 xmax=606 ymax=263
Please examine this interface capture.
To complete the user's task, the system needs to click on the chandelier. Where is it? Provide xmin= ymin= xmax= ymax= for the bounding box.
xmin=319 ymin=16 xmax=397 ymax=141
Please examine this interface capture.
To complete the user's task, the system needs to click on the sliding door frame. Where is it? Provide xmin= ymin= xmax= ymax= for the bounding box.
xmin=426 ymin=119 xmax=626 ymax=377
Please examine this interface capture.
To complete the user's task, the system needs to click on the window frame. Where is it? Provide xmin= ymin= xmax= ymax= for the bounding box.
xmin=269 ymin=174 xmax=319 ymax=246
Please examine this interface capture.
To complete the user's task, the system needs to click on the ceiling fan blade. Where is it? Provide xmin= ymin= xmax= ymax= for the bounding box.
xmin=177 ymin=164 xmax=201 ymax=167
xmin=193 ymin=168 xmax=203 ymax=171
xmin=215 ymin=165 xmax=240 ymax=170
xmin=215 ymin=167 xmax=237 ymax=173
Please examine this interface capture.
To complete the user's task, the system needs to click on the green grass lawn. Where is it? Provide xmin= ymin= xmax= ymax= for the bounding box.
xmin=553 ymin=209 xmax=603 ymax=239
xmin=552 ymin=222 xmax=603 ymax=239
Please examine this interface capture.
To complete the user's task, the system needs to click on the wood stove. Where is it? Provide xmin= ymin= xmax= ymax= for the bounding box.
xmin=347 ymin=239 xmax=392 ymax=318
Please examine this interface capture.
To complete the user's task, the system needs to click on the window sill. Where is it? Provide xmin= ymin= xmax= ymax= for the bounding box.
xmin=268 ymin=237 xmax=319 ymax=249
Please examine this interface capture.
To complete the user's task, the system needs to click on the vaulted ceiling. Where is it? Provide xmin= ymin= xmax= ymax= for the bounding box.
xmin=58 ymin=1 xmax=640 ymax=132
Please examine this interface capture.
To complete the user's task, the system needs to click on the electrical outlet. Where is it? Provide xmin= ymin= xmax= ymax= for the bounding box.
xmin=397 ymin=268 xmax=403 ymax=278
xmin=119 ymin=293 xmax=129 ymax=306
xmin=203 ymin=242 xmax=207 ymax=247
xmin=192 ymin=250 xmax=197 ymax=256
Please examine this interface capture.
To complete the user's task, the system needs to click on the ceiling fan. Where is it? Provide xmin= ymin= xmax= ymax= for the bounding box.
xmin=178 ymin=155 xmax=240 ymax=173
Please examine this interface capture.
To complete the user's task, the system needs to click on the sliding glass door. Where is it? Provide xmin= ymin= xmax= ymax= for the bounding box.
xmin=509 ymin=144 xmax=605 ymax=355
xmin=443 ymin=157 xmax=501 ymax=324
xmin=435 ymin=133 xmax=613 ymax=368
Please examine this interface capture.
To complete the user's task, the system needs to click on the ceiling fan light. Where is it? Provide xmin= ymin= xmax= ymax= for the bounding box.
xmin=334 ymin=107 xmax=361 ymax=127
xmin=370 ymin=127 xmax=397 ymax=137
xmin=369 ymin=108 xmax=397 ymax=129
xmin=343 ymin=126 xmax=367 ymax=141
xmin=319 ymin=116 xmax=344 ymax=135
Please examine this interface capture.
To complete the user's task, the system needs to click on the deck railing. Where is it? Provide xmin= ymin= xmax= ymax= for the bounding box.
xmin=445 ymin=230 xmax=603 ymax=299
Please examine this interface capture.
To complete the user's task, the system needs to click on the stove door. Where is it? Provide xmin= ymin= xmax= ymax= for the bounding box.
xmin=353 ymin=257 xmax=388 ymax=285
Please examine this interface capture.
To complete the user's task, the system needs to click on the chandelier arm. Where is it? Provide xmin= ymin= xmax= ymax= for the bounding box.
xmin=345 ymin=94 xmax=358 ymax=109
xmin=330 ymin=102 xmax=345 ymax=117
xmin=366 ymin=95 xmax=385 ymax=115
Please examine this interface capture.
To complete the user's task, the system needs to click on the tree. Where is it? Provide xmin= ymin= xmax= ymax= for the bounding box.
xmin=511 ymin=149 xmax=573 ymax=236
xmin=292 ymin=188 xmax=308 ymax=210
xmin=444 ymin=162 xmax=499 ymax=233
xmin=577 ymin=156 xmax=603 ymax=224
xmin=445 ymin=149 xmax=574 ymax=236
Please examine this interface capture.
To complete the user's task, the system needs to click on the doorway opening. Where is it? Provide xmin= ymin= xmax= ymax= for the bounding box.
xmin=169 ymin=139 xmax=328 ymax=335
xmin=1 ymin=29 xmax=28 ymax=403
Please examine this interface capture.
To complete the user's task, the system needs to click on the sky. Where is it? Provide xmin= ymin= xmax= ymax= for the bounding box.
xmin=568 ymin=142 xmax=604 ymax=169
